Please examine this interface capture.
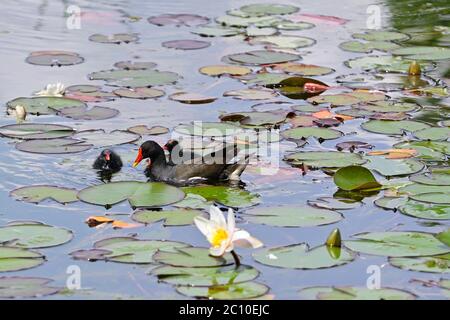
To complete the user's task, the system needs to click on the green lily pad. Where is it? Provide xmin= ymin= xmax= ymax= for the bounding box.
xmin=392 ymin=46 xmax=450 ymax=61
xmin=0 ymin=123 xmax=74 ymax=140
xmin=274 ymin=20 xmax=314 ymax=30
xmin=237 ymin=72 xmax=291 ymax=86
xmin=253 ymin=243 xmax=355 ymax=269
xmin=269 ymin=76 xmax=329 ymax=99
xmin=65 ymin=86 xmax=116 ymax=103
xmin=223 ymin=88 xmax=277 ymax=100
xmin=249 ymin=35 xmax=315 ymax=49
xmin=0 ymin=277 xmax=61 ymax=298
xmin=174 ymin=122 xmax=242 ymax=137
xmin=364 ymin=156 xmax=424 ymax=177
xmin=389 ymin=254 xmax=449 ymax=274
xmin=153 ymin=247 xmax=234 ymax=267
xmin=334 ymin=166 xmax=381 ymax=191
xmin=411 ymin=172 xmax=450 ymax=185
xmin=360 ymin=101 xmax=420 ymax=113
xmin=299 ymin=286 xmax=415 ymax=300
xmin=151 ymin=264 xmax=259 ymax=286
xmin=162 ymin=39 xmax=210 ymax=50
xmin=436 ymin=229 xmax=450 ymax=247
xmin=220 ymin=111 xmax=285 ymax=127
xmin=224 ymin=50 xmax=299 ymax=66
xmin=113 ymin=87 xmax=165 ymax=99
xmin=243 ymin=205 xmax=343 ymax=227
xmin=192 ymin=26 xmax=241 ymax=37
xmin=413 ymin=127 xmax=450 ymax=141
xmin=345 ymin=231 xmax=450 ymax=257
xmin=25 ymin=50 xmax=84 ymax=66
xmin=89 ymin=69 xmax=179 ymax=88
xmin=15 ymin=138 xmax=93 ymax=154
xmin=240 ymin=3 xmax=299 ymax=16
xmin=399 ymin=183 xmax=450 ymax=196
xmin=216 ymin=15 xmax=280 ymax=28
xmin=336 ymin=73 xmax=432 ymax=91
xmin=340 ymin=40 xmax=400 ymax=53
xmin=74 ymin=130 xmax=140 ymax=147
xmin=0 ymin=222 xmax=72 ymax=249
xmin=399 ymin=200 xmax=450 ymax=220
xmin=353 ymin=30 xmax=410 ymax=42
xmin=89 ymin=33 xmax=139 ymax=44
xmin=245 ymin=26 xmax=278 ymax=37
xmin=91 ymin=237 xmax=190 ymax=264
xmin=307 ymin=91 xmax=385 ymax=106
xmin=409 ymin=193 xmax=450 ymax=205
xmin=273 ymin=63 xmax=334 ymax=76
xmin=361 ymin=120 xmax=430 ymax=135
xmin=176 ymin=281 xmax=269 ymax=300
xmin=6 ymin=97 xmax=87 ymax=115
xmin=148 ymin=14 xmax=210 ymax=27
xmin=375 ymin=196 xmax=408 ymax=210
xmin=199 ymin=65 xmax=252 ymax=76
xmin=285 ymin=151 xmax=366 ymax=169
xmin=394 ymin=141 xmax=450 ymax=161
xmin=131 ymin=209 xmax=202 ymax=226
xmin=308 ymin=197 xmax=361 ymax=210
xmin=0 ymin=247 xmax=45 ymax=272
xmin=345 ymin=55 xmax=434 ymax=73
xmin=56 ymin=105 xmax=119 ymax=120
xmin=114 ymin=61 xmax=157 ymax=70
xmin=281 ymin=127 xmax=343 ymax=141
xmin=182 ymin=185 xmax=260 ymax=208
xmin=10 ymin=185 xmax=78 ymax=204
xmin=78 ymin=181 xmax=185 ymax=209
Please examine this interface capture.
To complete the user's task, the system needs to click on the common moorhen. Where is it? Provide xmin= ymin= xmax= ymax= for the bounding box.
xmin=133 ymin=140 xmax=249 ymax=184
xmin=93 ymin=149 xmax=123 ymax=172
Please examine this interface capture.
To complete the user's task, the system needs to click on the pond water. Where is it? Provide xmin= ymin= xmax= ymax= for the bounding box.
xmin=0 ymin=0 xmax=449 ymax=299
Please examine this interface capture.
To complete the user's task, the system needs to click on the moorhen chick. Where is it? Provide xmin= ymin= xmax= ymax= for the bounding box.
xmin=132 ymin=140 xmax=249 ymax=184
xmin=93 ymin=149 xmax=123 ymax=172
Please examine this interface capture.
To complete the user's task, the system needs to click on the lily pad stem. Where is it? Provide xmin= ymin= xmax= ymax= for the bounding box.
xmin=231 ymin=250 xmax=241 ymax=268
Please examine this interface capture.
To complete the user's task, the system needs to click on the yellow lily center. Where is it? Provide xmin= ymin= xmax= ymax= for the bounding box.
xmin=211 ymin=228 xmax=229 ymax=247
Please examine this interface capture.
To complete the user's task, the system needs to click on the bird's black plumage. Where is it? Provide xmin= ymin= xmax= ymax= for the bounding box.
xmin=93 ymin=149 xmax=123 ymax=173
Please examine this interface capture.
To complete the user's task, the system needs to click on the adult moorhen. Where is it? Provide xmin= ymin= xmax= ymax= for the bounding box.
xmin=133 ymin=140 xmax=249 ymax=184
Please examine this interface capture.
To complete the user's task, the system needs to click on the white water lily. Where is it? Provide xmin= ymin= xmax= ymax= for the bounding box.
xmin=34 ymin=82 xmax=65 ymax=97
xmin=9 ymin=105 xmax=27 ymax=121
xmin=194 ymin=205 xmax=263 ymax=257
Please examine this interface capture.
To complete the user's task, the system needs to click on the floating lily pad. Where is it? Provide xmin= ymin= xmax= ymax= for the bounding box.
xmin=253 ymin=243 xmax=355 ymax=269
xmin=220 ymin=111 xmax=285 ymax=127
xmin=114 ymin=61 xmax=157 ymax=70
xmin=0 ymin=247 xmax=45 ymax=272
xmin=340 ymin=40 xmax=400 ymax=53
xmin=153 ymin=247 xmax=234 ymax=267
xmin=78 ymin=181 xmax=185 ymax=209
xmin=182 ymin=185 xmax=260 ymax=208
xmin=74 ymin=130 xmax=140 ymax=147
xmin=272 ymin=63 xmax=334 ymax=76
xmin=91 ymin=237 xmax=190 ymax=264
xmin=269 ymin=76 xmax=329 ymax=99
xmin=308 ymin=197 xmax=361 ymax=210
xmin=170 ymin=92 xmax=217 ymax=104
xmin=361 ymin=120 xmax=430 ymax=135
xmin=392 ymin=46 xmax=450 ymax=61
xmin=131 ymin=209 xmax=202 ymax=226
xmin=174 ymin=122 xmax=242 ymax=137
xmin=410 ymin=172 xmax=450 ymax=186
xmin=224 ymin=50 xmax=299 ymax=66
xmin=0 ymin=123 xmax=74 ymax=140
xmin=152 ymin=264 xmax=259 ymax=286
xmin=245 ymin=26 xmax=278 ymax=37
xmin=345 ymin=55 xmax=434 ymax=73
xmin=285 ymin=151 xmax=366 ymax=169
xmin=113 ymin=87 xmax=165 ymax=99
xmin=345 ymin=231 xmax=450 ymax=257
xmin=148 ymin=14 xmax=210 ymax=27
xmin=374 ymin=197 xmax=407 ymax=210
xmin=192 ymin=26 xmax=241 ymax=37
xmin=414 ymin=127 xmax=450 ymax=141
xmin=336 ymin=73 xmax=432 ymax=91
xmin=281 ymin=127 xmax=343 ymax=141
xmin=307 ymin=91 xmax=385 ymax=106
xmin=250 ymin=35 xmax=315 ymax=49
xmin=16 ymin=138 xmax=92 ymax=154
xmin=10 ymin=185 xmax=78 ymax=204
xmin=6 ymin=96 xmax=87 ymax=115
xmin=56 ymin=105 xmax=119 ymax=120
xmin=354 ymin=30 xmax=410 ymax=41
xmin=0 ymin=277 xmax=61 ymax=298
xmin=409 ymin=193 xmax=450 ymax=205
xmin=199 ymin=65 xmax=252 ymax=76
xmin=162 ymin=39 xmax=210 ymax=50
xmin=237 ymin=72 xmax=291 ymax=86
xmin=89 ymin=33 xmax=139 ymax=44
xmin=335 ymin=141 xmax=373 ymax=152
xmin=223 ymin=88 xmax=277 ymax=100
xmin=359 ymin=101 xmax=420 ymax=113
xmin=299 ymin=286 xmax=415 ymax=300
xmin=127 ymin=125 xmax=169 ymax=135
xmin=240 ymin=3 xmax=299 ymax=16
xmin=389 ymin=254 xmax=449 ymax=274
xmin=364 ymin=156 xmax=424 ymax=177
xmin=243 ymin=205 xmax=342 ymax=227
xmin=394 ymin=141 xmax=450 ymax=161
xmin=334 ymin=166 xmax=381 ymax=191
xmin=436 ymin=229 xmax=450 ymax=247
xmin=89 ymin=69 xmax=179 ymax=88
xmin=399 ymin=183 xmax=450 ymax=196
xmin=216 ymin=15 xmax=280 ymax=28
xmin=274 ymin=20 xmax=315 ymax=30
xmin=0 ymin=222 xmax=72 ymax=248
xmin=399 ymin=200 xmax=450 ymax=220
xmin=26 ymin=50 xmax=84 ymax=66
xmin=176 ymin=281 xmax=269 ymax=300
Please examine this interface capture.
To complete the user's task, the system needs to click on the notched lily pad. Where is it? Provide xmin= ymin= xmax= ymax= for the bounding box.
xmin=361 ymin=120 xmax=430 ymax=135
xmin=6 ymin=96 xmax=87 ymax=115
xmin=26 ymin=50 xmax=84 ymax=66
xmin=148 ymin=14 xmax=210 ymax=27
xmin=0 ymin=277 xmax=61 ymax=298
xmin=281 ymin=127 xmax=343 ymax=141
xmin=0 ymin=247 xmax=45 ymax=272
xmin=334 ymin=166 xmax=381 ymax=191
xmin=113 ymin=87 xmax=165 ymax=99
xmin=249 ymin=35 xmax=315 ymax=49
xmin=285 ymin=151 xmax=366 ymax=169
xmin=131 ymin=209 xmax=202 ymax=226
xmin=224 ymin=50 xmax=300 ymax=66
xmin=89 ymin=33 xmax=139 ymax=44
xmin=153 ymin=247 xmax=234 ymax=267
xmin=176 ymin=281 xmax=269 ymax=300
xmin=127 ymin=125 xmax=169 ymax=135
xmin=56 ymin=105 xmax=119 ymax=120
xmin=389 ymin=254 xmax=449 ymax=274
xmin=162 ymin=39 xmax=210 ymax=50
xmin=272 ymin=63 xmax=334 ymax=76
xmin=74 ymin=129 xmax=140 ymax=147
xmin=16 ymin=138 xmax=93 ymax=154
xmin=89 ymin=68 xmax=179 ymax=88
xmin=10 ymin=185 xmax=78 ymax=204
xmin=170 ymin=92 xmax=217 ymax=104
xmin=0 ymin=123 xmax=75 ymax=140
xmin=399 ymin=200 xmax=450 ymax=220
xmin=299 ymin=286 xmax=415 ymax=300
xmin=182 ymin=185 xmax=260 ymax=208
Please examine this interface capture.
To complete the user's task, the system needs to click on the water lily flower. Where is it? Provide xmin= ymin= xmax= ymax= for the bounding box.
xmin=34 ymin=82 xmax=65 ymax=97
xmin=9 ymin=105 xmax=26 ymax=122
xmin=194 ymin=206 xmax=263 ymax=262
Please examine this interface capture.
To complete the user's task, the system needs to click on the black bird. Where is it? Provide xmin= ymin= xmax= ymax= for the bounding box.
xmin=93 ymin=149 xmax=123 ymax=173
xmin=133 ymin=140 xmax=249 ymax=184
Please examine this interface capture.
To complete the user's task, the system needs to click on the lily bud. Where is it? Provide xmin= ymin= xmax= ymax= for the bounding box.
xmin=326 ymin=228 xmax=342 ymax=247
xmin=408 ymin=61 xmax=421 ymax=76
xmin=14 ymin=105 xmax=27 ymax=122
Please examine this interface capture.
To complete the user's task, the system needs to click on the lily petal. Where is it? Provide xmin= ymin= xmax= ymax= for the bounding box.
xmin=209 ymin=241 xmax=229 ymax=257
xmin=194 ymin=216 xmax=212 ymax=238
xmin=232 ymin=230 xmax=263 ymax=249
xmin=227 ymin=208 xmax=236 ymax=235
xmin=209 ymin=205 xmax=227 ymax=228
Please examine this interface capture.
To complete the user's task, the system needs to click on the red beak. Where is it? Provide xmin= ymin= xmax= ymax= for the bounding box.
xmin=105 ymin=153 xmax=110 ymax=161
xmin=163 ymin=145 xmax=168 ymax=150
xmin=132 ymin=148 xmax=143 ymax=168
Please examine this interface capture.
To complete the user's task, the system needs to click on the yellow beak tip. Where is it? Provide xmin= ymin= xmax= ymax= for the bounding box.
xmin=132 ymin=162 xmax=138 ymax=168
